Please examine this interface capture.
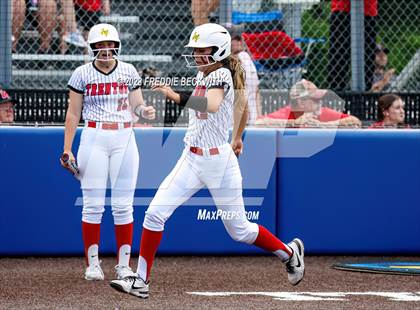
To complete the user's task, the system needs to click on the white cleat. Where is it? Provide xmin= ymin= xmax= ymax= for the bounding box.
xmin=115 ymin=265 xmax=136 ymax=280
xmin=285 ymin=238 xmax=305 ymax=286
xmin=110 ymin=275 xmax=149 ymax=299
xmin=85 ymin=263 xmax=104 ymax=281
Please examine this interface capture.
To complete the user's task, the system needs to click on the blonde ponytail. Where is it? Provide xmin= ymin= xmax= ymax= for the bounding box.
xmin=228 ymin=55 xmax=246 ymax=99
xmin=225 ymin=55 xmax=248 ymax=139
xmin=226 ymin=55 xmax=247 ymax=110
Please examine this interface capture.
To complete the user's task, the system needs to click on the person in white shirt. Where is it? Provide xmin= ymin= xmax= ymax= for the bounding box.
xmin=230 ymin=30 xmax=262 ymax=125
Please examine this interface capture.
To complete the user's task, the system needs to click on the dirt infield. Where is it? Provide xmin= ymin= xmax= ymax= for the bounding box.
xmin=1 ymin=256 xmax=419 ymax=309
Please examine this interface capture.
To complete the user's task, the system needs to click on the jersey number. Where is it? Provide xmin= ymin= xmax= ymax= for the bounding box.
xmin=117 ymin=98 xmax=129 ymax=111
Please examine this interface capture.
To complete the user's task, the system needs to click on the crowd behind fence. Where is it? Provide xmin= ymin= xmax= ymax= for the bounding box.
xmin=1 ymin=0 xmax=419 ymax=92
xmin=8 ymin=89 xmax=420 ymax=127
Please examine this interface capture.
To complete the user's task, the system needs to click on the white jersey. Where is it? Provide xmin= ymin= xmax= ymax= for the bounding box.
xmin=184 ymin=67 xmax=234 ymax=148
xmin=238 ymin=51 xmax=260 ymax=125
xmin=67 ymin=60 xmax=140 ymax=122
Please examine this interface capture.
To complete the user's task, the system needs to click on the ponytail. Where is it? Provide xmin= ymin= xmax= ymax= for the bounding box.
xmin=223 ymin=55 xmax=247 ymax=111
xmin=223 ymin=55 xmax=248 ymax=138
xmin=228 ymin=55 xmax=245 ymax=91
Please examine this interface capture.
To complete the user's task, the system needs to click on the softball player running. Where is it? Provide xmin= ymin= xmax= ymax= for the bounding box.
xmin=110 ymin=23 xmax=304 ymax=298
xmin=61 ymin=23 xmax=155 ymax=281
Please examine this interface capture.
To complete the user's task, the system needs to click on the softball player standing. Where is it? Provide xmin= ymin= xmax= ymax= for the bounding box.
xmin=110 ymin=23 xmax=304 ymax=298
xmin=61 ymin=23 xmax=155 ymax=281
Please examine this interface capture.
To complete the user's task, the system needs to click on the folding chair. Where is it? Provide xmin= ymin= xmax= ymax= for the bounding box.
xmin=232 ymin=10 xmax=325 ymax=89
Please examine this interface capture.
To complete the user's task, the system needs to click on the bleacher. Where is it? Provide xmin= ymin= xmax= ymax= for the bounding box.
xmin=12 ymin=0 xmax=196 ymax=89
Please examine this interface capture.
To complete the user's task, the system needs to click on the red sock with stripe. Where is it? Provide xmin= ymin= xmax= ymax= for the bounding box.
xmin=136 ymin=227 xmax=163 ymax=282
xmin=82 ymin=221 xmax=101 ymax=266
xmin=115 ymin=222 xmax=133 ymax=267
xmin=253 ymin=225 xmax=292 ymax=261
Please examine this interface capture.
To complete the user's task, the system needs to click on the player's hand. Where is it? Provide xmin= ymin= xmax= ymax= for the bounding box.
xmin=151 ymin=83 xmax=177 ymax=101
xmin=141 ymin=105 xmax=156 ymax=120
xmin=60 ymin=151 xmax=80 ymax=176
xmin=231 ymin=138 xmax=243 ymax=157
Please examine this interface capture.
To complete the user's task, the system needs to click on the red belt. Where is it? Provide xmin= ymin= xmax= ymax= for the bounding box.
xmin=190 ymin=146 xmax=219 ymax=156
xmin=87 ymin=121 xmax=131 ymax=130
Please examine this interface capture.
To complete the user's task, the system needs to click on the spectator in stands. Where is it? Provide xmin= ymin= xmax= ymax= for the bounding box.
xmin=12 ymin=0 xmax=85 ymax=54
xmin=369 ymin=94 xmax=406 ymax=128
xmin=191 ymin=0 xmax=219 ymax=25
xmin=13 ymin=0 xmax=58 ymax=54
xmin=370 ymin=44 xmax=396 ymax=92
xmin=0 ymin=89 xmax=16 ymax=124
xmin=61 ymin=0 xmax=87 ymax=50
xmin=12 ymin=0 xmax=25 ymax=53
xmin=255 ymin=79 xmax=361 ymax=128
xmin=230 ymin=28 xmax=261 ymax=125
xmin=327 ymin=0 xmax=377 ymax=91
xmin=74 ymin=0 xmax=111 ymax=41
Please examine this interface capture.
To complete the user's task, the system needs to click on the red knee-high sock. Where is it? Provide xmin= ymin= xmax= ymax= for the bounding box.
xmin=137 ymin=227 xmax=163 ymax=282
xmin=253 ymin=225 xmax=292 ymax=261
xmin=82 ymin=221 xmax=101 ymax=266
xmin=115 ymin=222 xmax=133 ymax=266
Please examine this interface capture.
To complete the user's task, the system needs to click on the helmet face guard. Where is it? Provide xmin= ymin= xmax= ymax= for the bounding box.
xmin=182 ymin=53 xmax=217 ymax=68
xmin=89 ymin=44 xmax=120 ymax=62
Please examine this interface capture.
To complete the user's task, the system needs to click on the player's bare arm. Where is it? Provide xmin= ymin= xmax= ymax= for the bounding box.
xmin=231 ymin=95 xmax=249 ymax=156
xmin=151 ymin=83 xmax=181 ymax=103
xmin=206 ymin=88 xmax=224 ymax=113
xmin=130 ymin=88 xmax=156 ymax=120
xmin=152 ymin=84 xmax=223 ymax=113
xmin=63 ymin=90 xmax=83 ymax=162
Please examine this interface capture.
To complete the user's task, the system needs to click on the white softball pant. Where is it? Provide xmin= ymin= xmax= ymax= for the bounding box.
xmin=143 ymin=143 xmax=259 ymax=244
xmin=77 ymin=125 xmax=139 ymax=225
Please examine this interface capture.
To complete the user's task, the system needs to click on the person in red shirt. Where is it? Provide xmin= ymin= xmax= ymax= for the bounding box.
xmin=369 ymin=94 xmax=407 ymax=128
xmin=0 ymin=89 xmax=16 ymax=124
xmin=255 ymin=79 xmax=361 ymax=128
xmin=75 ymin=0 xmax=110 ymax=40
xmin=327 ymin=0 xmax=378 ymax=91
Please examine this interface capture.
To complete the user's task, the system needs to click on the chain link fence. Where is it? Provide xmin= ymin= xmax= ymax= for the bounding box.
xmin=1 ymin=0 xmax=419 ymax=91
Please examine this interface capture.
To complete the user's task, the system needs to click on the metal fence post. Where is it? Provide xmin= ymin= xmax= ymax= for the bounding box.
xmin=0 ymin=0 xmax=12 ymax=88
xmin=282 ymin=2 xmax=302 ymax=44
xmin=351 ymin=0 xmax=365 ymax=91
xmin=219 ymin=0 xmax=232 ymax=25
